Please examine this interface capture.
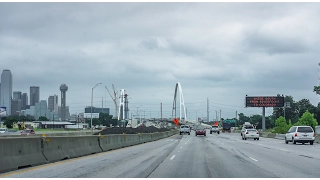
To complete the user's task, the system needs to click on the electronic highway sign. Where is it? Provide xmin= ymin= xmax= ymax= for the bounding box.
xmin=245 ymin=96 xmax=284 ymax=107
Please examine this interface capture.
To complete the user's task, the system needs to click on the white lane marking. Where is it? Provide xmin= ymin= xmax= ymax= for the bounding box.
xmin=170 ymin=155 xmax=176 ymax=160
xmin=249 ymin=157 xmax=258 ymax=161
xmin=185 ymin=142 xmax=187 ymax=144
xmin=180 ymin=146 xmax=183 ymax=149
xmin=279 ymin=148 xmax=288 ymax=152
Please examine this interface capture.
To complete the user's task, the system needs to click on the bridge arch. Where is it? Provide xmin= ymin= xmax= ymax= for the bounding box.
xmin=172 ymin=82 xmax=187 ymax=123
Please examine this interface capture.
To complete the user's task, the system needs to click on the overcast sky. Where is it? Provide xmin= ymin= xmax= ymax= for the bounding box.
xmin=1 ymin=2 xmax=320 ymax=122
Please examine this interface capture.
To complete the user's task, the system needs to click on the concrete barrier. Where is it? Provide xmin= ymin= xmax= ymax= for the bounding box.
xmin=123 ymin=134 xmax=141 ymax=147
xmin=67 ymin=136 xmax=102 ymax=158
xmin=42 ymin=136 xmax=76 ymax=162
xmin=314 ymin=135 xmax=320 ymax=143
xmin=315 ymin=126 xmax=320 ymax=135
xmin=140 ymin=133 xmax=152 ymax=143
xmin=99 ymin=135 xmax=127 ymax=151
xmin=275 ymin=133 xmax=285 ymax=140
xmin=267 ymin=133 xmax=276 ymax=138
xmin=0 ymin=137 xmax=47 ymax=173
xmin=0 ymin=130 xmax=178 ymax=174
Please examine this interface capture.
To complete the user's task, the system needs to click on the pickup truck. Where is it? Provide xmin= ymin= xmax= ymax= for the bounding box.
xmin=180 ymin=125 xmax=191 ymax=135
xmin=210 ymin=126 xmax=220 ymax=134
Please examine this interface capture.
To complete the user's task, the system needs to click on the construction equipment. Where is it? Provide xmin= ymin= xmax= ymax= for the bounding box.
xmin=105 ymin=84 xmax=118 ymax=119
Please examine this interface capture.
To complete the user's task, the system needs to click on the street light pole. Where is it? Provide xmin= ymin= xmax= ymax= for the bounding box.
xmin=133 ymin=105 xmax=142 ymax=123
xmin=91 ymin=83 xmax=102 ymax=133
xmin=142 ymin=109 xmax=148 ymax=121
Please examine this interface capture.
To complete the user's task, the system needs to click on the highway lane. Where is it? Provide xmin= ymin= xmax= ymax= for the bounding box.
xmin=1 ymin=130 xmax=320 ymax=178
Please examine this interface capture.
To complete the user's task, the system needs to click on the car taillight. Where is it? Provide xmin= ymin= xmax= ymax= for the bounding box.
xmin=256 ymin=131 xmax=259 ymax=134
xmin=246 ymin=132 xmax=248 ymax=134
xmin=295 ymin=133 xmax=298 ymax=137
xmin=314 ymin=133 xmax=316 ymax=137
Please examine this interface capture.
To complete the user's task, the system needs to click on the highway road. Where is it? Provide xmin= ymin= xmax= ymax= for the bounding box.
xmin=1 ymin=130 xmax=320 ymax=178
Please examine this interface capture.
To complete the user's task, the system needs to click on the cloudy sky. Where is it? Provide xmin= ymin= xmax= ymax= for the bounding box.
xmin=1 ymin=2 xmax=320 ymax=122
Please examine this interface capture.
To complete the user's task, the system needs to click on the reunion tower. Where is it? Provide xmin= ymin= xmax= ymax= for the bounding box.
xmin=60 ymin=84 xmax=68 ymax=121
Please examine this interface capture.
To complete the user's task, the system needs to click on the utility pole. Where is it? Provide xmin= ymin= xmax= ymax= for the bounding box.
xmin=78 ymin=114 xmax=79 ymax=130
xmin=186 ymin=108 xmax=188 ymax=121
xmin=207 ymin=98 xmax=209 ymax=122
xmin=160 ymin=103 xmax=162 ymax=121
xmin=220 ymin=109 xmax=221 ymax=121
xmin=53 ymin=114 xmax=54 ymax=130
xmin=235 ymin=111 xmax=237 ymax=127
xmin=216 ymin=110 xmax=218 ymax=121
xmin=133 ymin=105 xmax=142 ymax=123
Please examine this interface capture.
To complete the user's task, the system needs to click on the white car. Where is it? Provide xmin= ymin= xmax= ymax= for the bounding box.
xmin=285 ymin=126 xmax=315 ymax=145
xmin=241 ymin=124 xmax=254 ymax=136
xmin=0 ymin=128 xmax=8 ymax=133
xmin=180 ymin=125 xmax=191 ymax=135
xmin=242 ymin=129 xmax=259 ymax=140
xmin=210 ymin=125 xmax=220 ymax=134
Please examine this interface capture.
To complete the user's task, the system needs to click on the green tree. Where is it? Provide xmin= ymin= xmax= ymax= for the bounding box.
xmin=38 ymin=116 xmax=49 ymax=121
xmin=3 ymin=116 xmax=18 ymax=129
xmin=313 ymin=85 xmax=320 ymax=95
xmin=268 ymin=115 xmax=277 ymax=129
xmin=294 ymin=110 xmax=318 ymax=129
xmin=274 ymin=116 xmax=290 ymax=134
xmin=283 ymin=96 xmax=299 ymax=124
xmin=273 ymin=95 xmax=300 ymax=124
xmin=85 ymin=118 xmax=101 ymax=127
xmin=238 ymin=113 xmax=250 ymax=126
xmin=99 ymin=113 xmax=114 ymax=126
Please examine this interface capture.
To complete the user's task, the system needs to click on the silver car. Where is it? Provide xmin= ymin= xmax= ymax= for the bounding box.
xmin=285 ymin=126 xmax=315 ymax=145
xmin=242 ymin=129 xmax=259 ymax=140
xmin=0 ymin=128 xmax=8 ymax=133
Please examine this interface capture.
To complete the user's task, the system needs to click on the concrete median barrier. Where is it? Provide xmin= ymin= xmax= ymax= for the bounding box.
xmin=0 ymin=137 xmax=47 ymax=173
xmin=140 ymin=133 xmax=152 ymax=143
xmin=275 ymin=134 xmax=285 ymax=140
xmin=314 ymin=135 xmax=320 ymax=143
xmin=123 ymin=134 xmax=141 ymax=147
xmin=0 ymin=129 xmax=178 ymax=174
xmin=99 ymin=135 xmax=127 ymax=151
xmin=67 ymin=136 xmax=102 ymax=158
xmin=42 ymin=136 xmax=76 ymax=162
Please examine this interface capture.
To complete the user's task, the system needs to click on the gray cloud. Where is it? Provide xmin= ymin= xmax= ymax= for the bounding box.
xmin=1 ymin=3 xmax=320 ymax=120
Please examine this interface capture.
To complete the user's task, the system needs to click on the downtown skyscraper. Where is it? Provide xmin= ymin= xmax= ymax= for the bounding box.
xmin=30 ymin=86 xmax=39 ymax=106
xmin=0 ymin=70 xmax=12 ymax=116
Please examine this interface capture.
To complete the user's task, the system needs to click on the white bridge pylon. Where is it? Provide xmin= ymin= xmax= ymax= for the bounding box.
xmin=118 ymin=89 xmax=125 ymax=120
xmin=172 ymin=82 xmax=187 ymax=123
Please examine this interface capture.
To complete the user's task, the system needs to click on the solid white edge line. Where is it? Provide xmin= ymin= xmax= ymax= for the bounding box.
xmin=170 ymin=155 xmax=176 ymax=160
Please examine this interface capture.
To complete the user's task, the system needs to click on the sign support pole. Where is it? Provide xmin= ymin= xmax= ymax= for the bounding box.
xmin=262 ymin=107 xmax=266 ymax=131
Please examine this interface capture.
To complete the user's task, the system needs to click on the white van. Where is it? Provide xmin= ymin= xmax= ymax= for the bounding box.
xmin=0 ymin=128 xmax=8 ymax=133
xmin=285 ymin=126 xmax=315 ymax=145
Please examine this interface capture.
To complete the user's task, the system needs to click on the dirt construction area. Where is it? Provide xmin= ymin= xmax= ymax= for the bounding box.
xmin=94 ymin=126 xmax=173 ymax=135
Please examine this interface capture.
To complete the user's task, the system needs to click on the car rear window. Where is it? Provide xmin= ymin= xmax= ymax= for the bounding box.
xmin=297 ymin=127 xmax=313 ymax=133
